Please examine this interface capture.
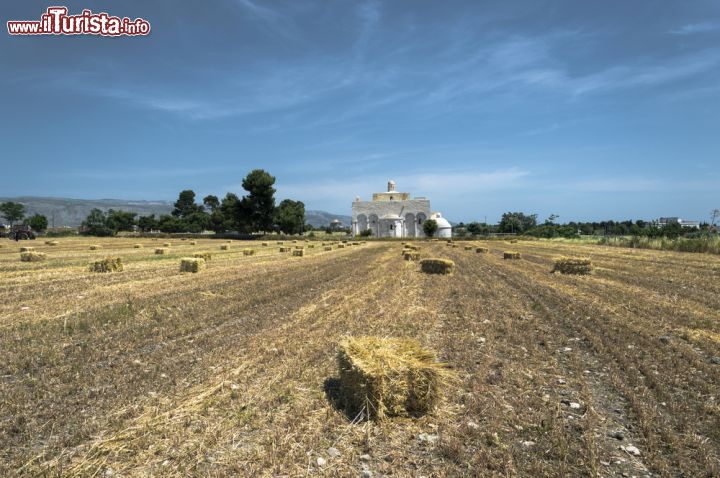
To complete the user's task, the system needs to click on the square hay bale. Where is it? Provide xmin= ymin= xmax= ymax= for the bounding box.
xmin=324 ymin=246 xmax=333 ymax=251
xmin=407 ymin=245 xmax=421 ymax=251
xmin=552 ymin=257 xmax=593 ymax=275
xmin=307 ymin=244 xmax=315 ymax=249
xmin=155 ymin=248 xmax=168 ymax=255
xmin=475 ymin=247 xmax=489 ymax=253
xmin=464 ymin=245 xmax=474 ymax=251
xmin=401 ymin=248 xmax=412 ymax=255
xmin=279 ymin=247 xmax=291 ymax=252
xmin=294 ymin=245 xmax=305 ymax=250
xmin=404 ymin=251 xmax=421 ymax=261
xmin=220 ymin=244 xmax=229 ymax=250
xmin=292 ymin=249 xmax=305 ymax=257
xmin=45 ymin=240 xmax=59 ymax=246
xmin=277 ymin=241 xmax=284 ymax=245
xmin=243 ymin=248 xmax=255 ymax=256
xmin=193 ymin=252 xmax=212 ymax=261
xmin=337 ymin=244 xmax=346 ymax=248
xmin=180 ymin=257 xmax=206 ymax=273
xmin=133 ymin=244 xmax=143 ymax=249
xmin=20 ymin=251 xmax=46 ymax=262
xmin=20 ymin=246 xmax=35 ymax=253
xmin=510 ymin=239 xmax=518 ymax=244
xmin=189 ymin=241 xmax=197 ymax=245
xmin=89 ymin=245 xmax=102 ymax=251
xmin=88 ymin=257 xmax=123 ymax=273
xmin=503 ymin=251 xmax=521 ymax=260
xmin=292 ymin=240 xmax=298 ymax=244
xmin=337 ymin=336 xmax=451 ymax=420
xmin=352 ymin=242 xmax=360 ymax=246
xmin=163 ymin=242 xmax=172 ymax=247
xmin=420 ymin=258 xmax=455 ymax=274
xmin=181 ymin=238 xmax=187 ymax=241
xmin=451 ymin=244 xmax=458 ymax=248
xmin=262 ymin=242 xmax=269 ymax=246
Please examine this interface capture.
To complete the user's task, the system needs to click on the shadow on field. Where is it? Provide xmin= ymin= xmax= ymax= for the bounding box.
xmin=323 ymin=377 xmax=359 ymax=421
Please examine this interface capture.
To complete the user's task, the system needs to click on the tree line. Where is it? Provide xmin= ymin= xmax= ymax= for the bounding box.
xmin=80 ymin=169 xmax=306 ymax=236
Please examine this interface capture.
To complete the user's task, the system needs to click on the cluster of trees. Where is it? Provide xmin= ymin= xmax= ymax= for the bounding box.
xmin=80 ymin=169 xmax=307 ymax=236
xmin=454 ymin=210 xmax=719 ymax=239
xmin=0 ymin=201 xmax=49 ymax=232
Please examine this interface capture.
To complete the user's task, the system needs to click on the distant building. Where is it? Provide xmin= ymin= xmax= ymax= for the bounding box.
xmin=351 ymin=180 xmax=451 ymax=238
xmin=329 ymin=219 xmax=343 ymax=231
xmin=658 ymin=217 xmax=701 ymax=229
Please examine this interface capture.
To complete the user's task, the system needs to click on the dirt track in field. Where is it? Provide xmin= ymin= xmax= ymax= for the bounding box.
xmin=1 ymin=237 xmax=718 ymax=477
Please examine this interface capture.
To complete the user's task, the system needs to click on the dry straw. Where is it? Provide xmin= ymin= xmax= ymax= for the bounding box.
xmin=552 ymin=257 xmax=593 ymax=275
xmin=20 ymin=251 xmax=46 ymax=262
xmin=476 ymin=247 xmax=489 ymax=253
xmin=155 ymin=248 xmax=167 ymax=255
xmin=292 ymin=249 xmax=305 ymax=257
xmin=89 ymin=245 xmax=102 ymax=250
xmin=337 ymin=336 xmax=452 ymax=420
xmin=20 ymin=246 xmax=35 ymax=253
xmin=404 ymin=251 xmax=421 ymax=261
xmin=193 ymin=252 xmax=212 ymax=261
xmin=503 ymin=251 xmax=521 ymax=260
xmin=243 ymin=248 xmax=255 ymax=256
xmin=180 ymin=257 xmax=205 ymax=273
xmin=88 ymin=257 xmax=123 ymax=273
xmin=420 ymin=258 xmax=455 ymax=274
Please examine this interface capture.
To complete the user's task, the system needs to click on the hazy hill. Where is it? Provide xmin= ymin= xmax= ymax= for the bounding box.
xmin=0 ymin=197 xmax=350 ymax=228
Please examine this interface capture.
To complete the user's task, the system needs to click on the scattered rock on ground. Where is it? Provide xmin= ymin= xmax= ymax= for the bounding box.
xmin=418 ymin=433 xmax=439 ymax=443
xmin=327 ymin=447 xmax=340 ymax=458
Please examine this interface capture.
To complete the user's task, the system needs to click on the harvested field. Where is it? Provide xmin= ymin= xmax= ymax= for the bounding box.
xmin=1 ymin=237 xmax=719 ymax=477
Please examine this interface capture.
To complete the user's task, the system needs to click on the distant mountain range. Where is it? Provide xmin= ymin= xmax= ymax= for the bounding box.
xmin=0 ymin=196 xmax=350 ymax=228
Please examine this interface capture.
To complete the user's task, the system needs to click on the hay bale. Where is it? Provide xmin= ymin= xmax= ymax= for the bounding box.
xmin=510 ymin=239 xmax=518 ymax=244
xmin=45 ymin=240 xmax=59 ymax=246
xmin=552 ymin=257 xmax=593 ymax=275
xmin=89 ymin=245 xmax=102 ymax=251
xmin=20 ymin=246 xmax=35 ymax=253
xmin=464 ymin=245 xmax=473 ymax=251
xmin=503 ymin=251 xmax=521 ymax=260
xmin=88 ymin=257 xmax=123 ymax=273
xmin=420 ymin=258 xmax=455 ymax=274
xmin=279 ymin=247 xmax=291 ymax=252
xmin=277 ymin=241 xmax=284 ymax=245
xmin=163 ymin=242 xmax=172 ymax=247
xmin=181 ymin=238 xmax=187 ymax=241
xmin=404 ymin=251 xmax=421 ymax=261
xmin=243 ymin=248 xmax=255 ymax=256
xmin=262 ymin=242 xmax=269 ymax=246
xmin=294 ymin=245 xmax=304 ymax=250
xmin=189 ymin=241 xmax=197 ymax=245
xmin=155 ymin=248 xmax=167 ymax=255
xmin=406 ymin=245 xmax=421 ymax=251
xmin=180 ymin=257 xmax=205 ymax=273
xmin=352 ymin=242 xmax=360 ymax=246
xmin=133 ymin=244 xmax=143 ymax=249
xmin=307 ymin=244 xmax=315 ymax=249
xmin=20 ymin=251 xmax=46 ymax=262
xmin=220 ymin=244 xmax=229 ymax=250
xmin=324 ymin=246 xmax=333 ymax=251
xmin=337 ymin=244 xmax=345 ymax=249
xmin=337 ymin=336 xmax=450 ymax=420
xmin=475 ymin=247 xmax=489 ymax=253
xmin=193 ymin=252 xmax=212 ymax=261
xmin=292 ymin=249 xmax=305 ymax=257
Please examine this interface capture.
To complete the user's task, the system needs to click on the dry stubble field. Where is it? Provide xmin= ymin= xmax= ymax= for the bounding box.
xmin=1 ymin=237 xmax=719 ymax=477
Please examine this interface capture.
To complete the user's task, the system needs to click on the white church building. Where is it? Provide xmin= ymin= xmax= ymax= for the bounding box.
xmin=351 ymin=180 xmax=452 ymax=238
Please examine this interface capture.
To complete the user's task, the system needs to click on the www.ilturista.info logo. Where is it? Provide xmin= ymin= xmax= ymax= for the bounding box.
xmin=7 ymin=6 xmax=150 ymax=36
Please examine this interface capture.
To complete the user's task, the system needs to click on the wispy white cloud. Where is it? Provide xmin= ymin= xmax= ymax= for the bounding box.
xmin=669 ymin=22 xmax=720 ymax=35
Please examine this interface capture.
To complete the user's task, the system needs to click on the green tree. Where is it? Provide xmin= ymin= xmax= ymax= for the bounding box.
xmin=81 ymin=209 xmax=113 ymax=236
xmin=105 ymin=209 xmax=137 ymax=232
xmin=0 ymin=201 xmax=25 ymax=226
xmin=239 ymin=169 xmax=276 ymax=232
xmin=274 ymin=199 xmax=305 ymax=235
xmin=137 ymin=214 xmax=157 ymax=232
xmin=423 ymin=219 xmax=439 ymax=237
xmin=498 ymin=212 xmax=537 ymax=234
xmin=27 ymin=214 xmax=49 ymax=232
xmin=172 ymin=190 xmax=202 ymax=218
xmin=203 ymin=195 xmax=220 ymax=212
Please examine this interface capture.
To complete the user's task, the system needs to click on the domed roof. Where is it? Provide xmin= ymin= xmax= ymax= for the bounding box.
xmin=430 ymin=212 xmax=452 ymax=229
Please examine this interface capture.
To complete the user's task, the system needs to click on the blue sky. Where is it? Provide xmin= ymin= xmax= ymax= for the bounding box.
xmin=1 ymin=0 xmax=718 ymax=222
